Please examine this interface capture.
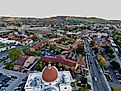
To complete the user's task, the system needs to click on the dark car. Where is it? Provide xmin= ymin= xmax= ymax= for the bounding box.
xmin=18 ymin=82 xmax=25 ymax=87
xmin=4 ymin=84 xmax=9 ymax=87
xmin=11 ymin=76 xmax=17 ymax=79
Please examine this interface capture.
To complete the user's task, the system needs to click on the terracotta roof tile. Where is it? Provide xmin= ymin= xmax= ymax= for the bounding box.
xmin=42 ymin=66 xmax=58 ymax=82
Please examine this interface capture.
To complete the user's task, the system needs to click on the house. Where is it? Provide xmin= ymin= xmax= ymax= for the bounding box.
xmin=31 ymin=39 xmax=49 ymax=50
xmin=19 ymin=38 xmax=33 ymax=46
xmin=23 ymin=56 xmax=36 ymax=68
xmin=13 ymin=56 xmax=29 ymax=71
xmin=13 ymin=56 xmax=36 ymax=72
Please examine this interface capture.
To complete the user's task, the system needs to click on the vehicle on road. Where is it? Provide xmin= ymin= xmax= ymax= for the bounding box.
xmin=90 ymin=62 xmax=92 ymax=64
xmin=93 ymin=76 xmax=97 ymax=81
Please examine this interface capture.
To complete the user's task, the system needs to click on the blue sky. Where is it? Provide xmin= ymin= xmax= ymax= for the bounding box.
xmin=0 ymin=0 xmax=120 ymax=20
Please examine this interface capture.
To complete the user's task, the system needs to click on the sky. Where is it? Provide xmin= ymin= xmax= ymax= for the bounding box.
xmin=0 ymin=0 xmax=121 ymax=20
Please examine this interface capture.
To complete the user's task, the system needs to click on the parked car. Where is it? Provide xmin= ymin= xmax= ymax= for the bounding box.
xmin=14 ymin=87 xmax=21 ymax=91
xmin=11 ymin=75 xmax=17 ymax=79
xmin=18 ymin=82 xmax=24 ymax=87
xmin=4 ymin=84 xmax=9 ymax=87
xmin=117 ymin=75 xmax=121 ymax=80
xmin=118 ymin=80 xmax=121 ymax=83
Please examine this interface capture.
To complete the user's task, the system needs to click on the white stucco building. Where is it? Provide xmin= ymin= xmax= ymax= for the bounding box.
xmin=24 ymin=64 xmax=73 ymax=91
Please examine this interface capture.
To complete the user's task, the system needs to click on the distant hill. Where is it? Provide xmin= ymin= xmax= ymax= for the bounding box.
xmin=0 ymin=16 xmax=121 ymax=26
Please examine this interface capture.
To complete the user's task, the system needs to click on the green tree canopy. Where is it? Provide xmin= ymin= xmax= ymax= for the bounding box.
xmin=114 ymin=34 xmax=121 ymax=46
xmin=8 ymin=48 xmax=22 ymax=60
xmin=35 ymin=61 xmax=44 ymax=71
xmin=76 ymin=44 xmax=85 ymax=56
xmin=81 ymin=77 xmax=87 ymax=84
xmin=118 ymin=68 xmax=121 ymax=74
xmin=99 ymin=60 xmax=106 ymax=68
xmin=5 ymin=63 xmax=14 ymax=70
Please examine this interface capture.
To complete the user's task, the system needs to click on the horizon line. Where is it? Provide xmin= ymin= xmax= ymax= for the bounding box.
xmin=0 ymin=14 xmax=121 ymax=21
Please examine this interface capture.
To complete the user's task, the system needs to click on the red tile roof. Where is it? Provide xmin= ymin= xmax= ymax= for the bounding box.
xmin=14 ymin=56 xmax=29 ymax=66
xmin=42 ymin=55 xmax=77 ymax=67
xmin=19 ymin=37 xmax=33 ymax=42
xmin=42 ymin=66 xmax=58 ymax=82
xmin=32 ymin=39 xmax=49 ymax=49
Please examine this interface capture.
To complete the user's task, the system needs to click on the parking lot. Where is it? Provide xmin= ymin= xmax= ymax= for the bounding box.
xmin=0 ymin=73 xmax=17 ymax=90
xmin=0 ymin=68 xmax=27 ymax=91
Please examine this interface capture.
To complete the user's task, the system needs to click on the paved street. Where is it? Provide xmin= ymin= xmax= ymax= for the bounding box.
xmin=101 ymin=49 xmax=121 ymax=88
xmin=108 ymin=66 xmax=121 ymax=88
xmin=0 ymin=51 xmax=8 ymax=59
xmin=84 ymin=38 xmax=111 ymax=91
xmin=112 ymin=46 xmax=121 ymax=66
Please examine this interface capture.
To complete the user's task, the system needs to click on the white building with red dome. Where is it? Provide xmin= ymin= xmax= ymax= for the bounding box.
xmin=24 ymin=64 xmax=73 ymax=91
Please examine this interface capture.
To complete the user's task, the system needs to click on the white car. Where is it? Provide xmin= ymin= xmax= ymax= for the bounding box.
xmin=93 ymin=76 xmax=97 ymax=82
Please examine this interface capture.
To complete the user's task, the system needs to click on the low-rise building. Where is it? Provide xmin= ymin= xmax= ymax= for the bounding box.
xmin=13 ymin=56 xmax=36 ymax=72
xmin=13 ymin=56 xmax=29 ymax=71
xmin=42 ymin=55 xmax=78 ymax=70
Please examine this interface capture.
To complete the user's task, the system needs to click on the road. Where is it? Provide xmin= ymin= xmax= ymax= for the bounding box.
xmin=84 ymin=38 xmax=111 ymax=91
xmin=112 ymin=46 xmax=121 ymax=66
xmin=101 ymin=48 xmax=121 ymax=88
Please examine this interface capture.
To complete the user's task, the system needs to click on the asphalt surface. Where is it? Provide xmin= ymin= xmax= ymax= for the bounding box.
xmin=0 ymin=68 xmax=27 ymax=91
xmin=84 ymin=38 xmax=110 ymax=91
xmin=112 ymin=46 xmax=121 ymax=66
xmin=101 ymin=49 xmax=121 ymax=88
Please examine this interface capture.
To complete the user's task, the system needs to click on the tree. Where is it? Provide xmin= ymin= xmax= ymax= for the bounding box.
xmin=110 ymin=61 xmax=120 ymax=70
xmin=75 ymin=77 xmax=81 ymax=82
xmin=81 ymin=77 xmax=87 ymax=84
xmin=35 ymin=61 xmax=43 ymax=71
xmin=5 ymin=63 xmax=14 ymax=70
xmin=71 ymin=82 xmax=75 ymax=87
xmin=8 ymin=48 xmax=22 ymax=60
xmin=97 ymin=55 xmax=106 ymax=68
xmin=71 ymin=82 xmax=77 ymax=90
xmin=87 ymin=83 xmax=91 ymax=90
xmin=115 ymin=34 xmax=121 ymax=46
xmin=118 ymin=68 xmax=121 ymax=74
xmin=90 ymin=40 xmax=95 ymax=47
xmin=0 ymin=23 xmax=6 ymax=27
xmin=92 ymin=48 xmax=99 ymax=54
xmin=105 ymin=46 xmax=114 ymax=55
xmin=16 ymin=23 xmax=21 ymax=27
xmin=24 ymin=49 xmax=40 ymax=56
xmin=76 ymin=44 xmax=85 ymax=56
xmin=79 ymin=85 xmax=89 ymax=91
xmin=112 ymin=87 xmax=121 ymax=91
xmin=99 ymin=59 xmax=106 ymax=68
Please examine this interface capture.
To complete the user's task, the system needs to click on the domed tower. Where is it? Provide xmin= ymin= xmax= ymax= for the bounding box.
xmin=42 ymin=64 xmax=59 ymax=85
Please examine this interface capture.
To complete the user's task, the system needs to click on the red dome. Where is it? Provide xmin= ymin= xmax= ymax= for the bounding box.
xmin=42 ymin=66 xmax=58 ymax=82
